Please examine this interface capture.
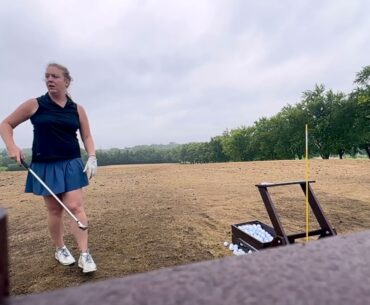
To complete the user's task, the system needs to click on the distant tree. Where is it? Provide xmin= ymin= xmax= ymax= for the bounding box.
xmin=251 ymin=118 xmax=279 ymax=160
xmin=278 ymin=105 xmax=306 ymax=159
xmin=221 ymin=127 xmax=255 ymax=161
xmin=329 ymin=94 xmax=357 ymax=158
xmin=350 ymin=65 xmax=370 ymax=157
xmin=354 ymin=65 xmax=370 ymax=87
xmin=300 ymin=85 xmax=347 ymax=159
xmin=208 ymin=136 xmax=229 ymax=162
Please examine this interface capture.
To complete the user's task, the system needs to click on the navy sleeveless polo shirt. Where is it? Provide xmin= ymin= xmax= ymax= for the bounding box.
xmin=30 ymin=93 xmax=81 ymax=162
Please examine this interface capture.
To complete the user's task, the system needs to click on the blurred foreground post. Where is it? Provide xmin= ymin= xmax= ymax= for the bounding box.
xmin=0 ymin=207 xmax=9 ymax=299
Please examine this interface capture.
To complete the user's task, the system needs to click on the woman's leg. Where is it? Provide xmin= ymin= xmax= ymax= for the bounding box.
xmin=61 ymin=188 xmax=89 ymax=252
xmin=43 ymin=195 xmax=64 ymax=248
xmin=62 ymin=188 xmax=96 ymax=273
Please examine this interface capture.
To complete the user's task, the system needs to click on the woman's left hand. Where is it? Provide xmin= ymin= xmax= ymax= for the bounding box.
xmin=84 ymin=156 xmax=97 ymax=179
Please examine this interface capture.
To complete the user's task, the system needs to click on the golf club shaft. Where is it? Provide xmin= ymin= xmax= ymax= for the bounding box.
xmin=21 ymin=160 xmax=88 ymax=229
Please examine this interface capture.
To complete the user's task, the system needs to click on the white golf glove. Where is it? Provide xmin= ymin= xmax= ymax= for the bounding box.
xmin=83 ymin=156 xmax=97 ymax=179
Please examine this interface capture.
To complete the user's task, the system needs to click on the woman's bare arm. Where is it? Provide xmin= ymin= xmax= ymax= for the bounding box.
xmin=0 ymin=99 xmax=38 ymax=163
xmin=77 ymin=104 xmax=96 ymax=157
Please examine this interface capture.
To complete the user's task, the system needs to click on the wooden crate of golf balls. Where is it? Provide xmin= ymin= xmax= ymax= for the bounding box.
xmin=231 ymin=220 xmax=276 ymax=251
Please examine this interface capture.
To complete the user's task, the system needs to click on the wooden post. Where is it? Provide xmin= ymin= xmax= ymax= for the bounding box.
xmin=0 ymin=207 xmax=9 ymax=298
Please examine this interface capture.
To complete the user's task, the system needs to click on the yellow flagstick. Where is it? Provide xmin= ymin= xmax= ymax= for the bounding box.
xmin=305 ymin=124 xmax=309 ymax=242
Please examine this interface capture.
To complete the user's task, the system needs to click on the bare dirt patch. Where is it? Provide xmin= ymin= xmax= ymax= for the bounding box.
xmin=1 ymin=159 xmax=370 ymax=295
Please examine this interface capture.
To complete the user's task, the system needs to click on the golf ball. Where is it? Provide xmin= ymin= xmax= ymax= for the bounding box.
xmin=237 ymin=223 xmax=274 ymax=243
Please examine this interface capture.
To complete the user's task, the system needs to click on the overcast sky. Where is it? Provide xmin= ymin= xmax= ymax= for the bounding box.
xmin=0 ymin=0 xmax=369 ymax=149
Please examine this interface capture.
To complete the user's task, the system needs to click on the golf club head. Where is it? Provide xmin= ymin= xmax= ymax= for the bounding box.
xmin=77 ymin=221 xmax=88 ymax=231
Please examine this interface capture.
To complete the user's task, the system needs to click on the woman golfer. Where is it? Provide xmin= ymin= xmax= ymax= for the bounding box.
xmin=0 ymin=63 xmax=97 ymax=273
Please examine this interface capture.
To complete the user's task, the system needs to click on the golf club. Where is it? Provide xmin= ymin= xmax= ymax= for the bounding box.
xmin=21 ymin=159 xmax=88 ymax=231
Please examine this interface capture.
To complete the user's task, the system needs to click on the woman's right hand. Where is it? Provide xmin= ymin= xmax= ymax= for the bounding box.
xmin=7 ymin=144 xmax=23 ymax=164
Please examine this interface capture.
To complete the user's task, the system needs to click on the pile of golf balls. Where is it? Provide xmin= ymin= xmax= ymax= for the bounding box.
xmin=237 ymin=223 xmax=274 ymax=243
xmin=223 ymin=241 xmax=252 ymax=256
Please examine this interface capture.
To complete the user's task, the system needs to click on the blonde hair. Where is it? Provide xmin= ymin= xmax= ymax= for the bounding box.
xmin=47 ymin=62 xmax=73 ymax=88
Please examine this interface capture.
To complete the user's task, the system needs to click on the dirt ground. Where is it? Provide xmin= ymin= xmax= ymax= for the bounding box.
xmin=1 ymin=159 xmax=370 ymax=296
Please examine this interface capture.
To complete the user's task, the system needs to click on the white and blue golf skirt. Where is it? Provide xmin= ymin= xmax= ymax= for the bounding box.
xmin=25 ymin=158 xmax=89 ymax=196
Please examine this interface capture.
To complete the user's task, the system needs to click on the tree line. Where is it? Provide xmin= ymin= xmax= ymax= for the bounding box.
xmin=0 ymin=65 xmax=369 ymax=170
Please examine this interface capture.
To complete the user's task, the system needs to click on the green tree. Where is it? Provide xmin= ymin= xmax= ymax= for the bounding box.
xmin=222 ymin=127 xmax=255 ymax=161
xmin=300 ymin=85 xmax=346 ymax=159
xmin=350 ymin=65 xmax=370 ymax=157
xmin=277 ymin=105 xmax=306 ymax=159
xmin=208 ymin=136 xmax=229 ymax=162
xmin=251 ymin=118 xmax=279 ymax=160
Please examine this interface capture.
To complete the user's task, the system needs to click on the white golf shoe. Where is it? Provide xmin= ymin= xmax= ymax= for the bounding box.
xmin=78 ymin=251 xmax=97 ymax=273
xmin=55 ymin=246 xmax=76 ymax=266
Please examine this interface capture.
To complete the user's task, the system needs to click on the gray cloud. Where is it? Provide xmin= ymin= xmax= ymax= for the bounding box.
xmin=1 ymin=0 xmax=369 ymax=149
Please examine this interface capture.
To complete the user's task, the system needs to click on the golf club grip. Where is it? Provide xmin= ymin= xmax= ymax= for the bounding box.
xmin=21 ymin=159 xmax=30 ymax=169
